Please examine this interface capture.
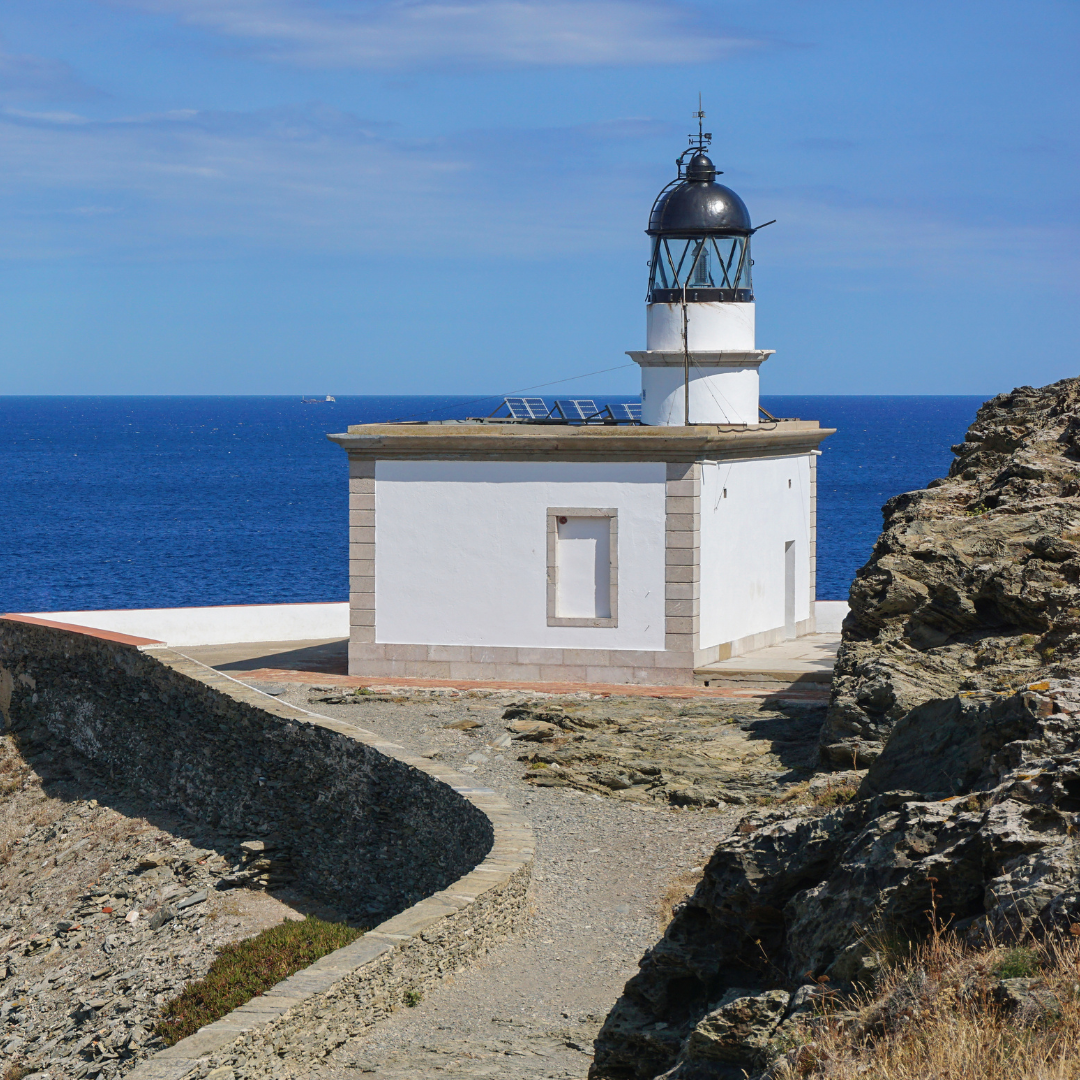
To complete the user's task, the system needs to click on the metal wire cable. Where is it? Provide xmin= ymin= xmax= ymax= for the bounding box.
xmin=383 ymin=363 xmax=639 ymax=423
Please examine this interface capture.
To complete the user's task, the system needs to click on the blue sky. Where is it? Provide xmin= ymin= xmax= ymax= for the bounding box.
xmin=0 ymin=0 xmax=1076 ymax=396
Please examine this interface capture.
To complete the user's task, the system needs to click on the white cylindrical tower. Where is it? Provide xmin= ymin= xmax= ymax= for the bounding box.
xmin=628 ymin=140 xmax=772 ymax=426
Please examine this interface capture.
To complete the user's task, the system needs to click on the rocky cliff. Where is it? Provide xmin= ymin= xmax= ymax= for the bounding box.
xmin=591 ymin=378 xmax=1080 ymax=1080
xmin=590 ymin=678 xmax=1080 ymax=1080
xmin=821 ymin=378 xmax=1080 ymax=766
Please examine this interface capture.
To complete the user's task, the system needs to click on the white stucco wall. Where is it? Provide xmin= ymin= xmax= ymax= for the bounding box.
xmin=374 ymin=460 xmax=667 ymax=650
xmin=646 ymin=302 xmax=755 ymax=351
xmin=698 ymin=455 xmax=813 ymax=650
xmin=640 ymin=364 xmax=760 ymax=426
xmin=815 ymin=600 xmax=850 ymax=633
xmin=17 ymin=603 xmax=349 ymax=646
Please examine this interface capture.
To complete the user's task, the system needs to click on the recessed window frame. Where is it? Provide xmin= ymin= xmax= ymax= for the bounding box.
xmin=546 ymin=507 xmax=619 ymax=628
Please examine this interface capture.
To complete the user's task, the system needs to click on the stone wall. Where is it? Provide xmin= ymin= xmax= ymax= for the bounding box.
xmin=0 ymin=617 xmax=534 ymax=1077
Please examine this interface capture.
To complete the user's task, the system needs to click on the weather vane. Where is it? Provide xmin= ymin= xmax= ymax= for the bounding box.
xmin=690 ymin=92 xmax=712 ymax=150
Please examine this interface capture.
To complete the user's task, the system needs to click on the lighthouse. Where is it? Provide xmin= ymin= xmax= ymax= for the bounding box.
xmin=631 ymin=125 xmax=772 ymax=426
xmin=329 ymin=123 xmax=833 ymax=686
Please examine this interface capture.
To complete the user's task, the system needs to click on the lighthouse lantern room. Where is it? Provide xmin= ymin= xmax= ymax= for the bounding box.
xmin=330 ymin=113 xmax=833 ymax=687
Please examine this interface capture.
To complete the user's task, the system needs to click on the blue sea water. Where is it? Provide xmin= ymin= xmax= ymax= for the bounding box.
xmin=0 ymin=394 xmax=985 ymax=613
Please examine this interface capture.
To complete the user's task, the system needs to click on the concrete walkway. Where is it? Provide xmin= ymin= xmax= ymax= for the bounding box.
xmin=695 ymin=633 xmax=841 ymax=687
xmin=180 ymin=635 xmax=840 ymax=700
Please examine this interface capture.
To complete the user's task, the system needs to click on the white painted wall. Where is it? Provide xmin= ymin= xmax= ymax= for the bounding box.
xmin=647 ymin=302 xmax=755 ymax=351
xmin=699 ymin=455 xmax=813 ymax=651
xmin=374 ymin=460 xmax=667 ymax=650
xmin=640 ymin=364 xmax=760 ymax=426
xmin=815 ymin=600 xmax=850 ymax=633
xmin=16 ymin=603 xmax=349 ymax=647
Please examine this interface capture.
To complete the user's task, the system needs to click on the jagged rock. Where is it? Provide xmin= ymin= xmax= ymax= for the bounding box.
xmin=685 ymin=990 xmax=789 ymax=1064
xmin=590 ymin=678 xmax=1080 ymax=1080
xmin=821 ymin=378 xmax=1080 ymax=766
xmin=508 ymin=698 xmax=827 ymax=805
xmin=994 ymin=976 xmax=1062 ymax=1021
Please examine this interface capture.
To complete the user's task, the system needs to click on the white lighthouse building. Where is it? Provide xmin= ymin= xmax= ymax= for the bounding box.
xmin=329 ymin=130 xmax=833 ymax=686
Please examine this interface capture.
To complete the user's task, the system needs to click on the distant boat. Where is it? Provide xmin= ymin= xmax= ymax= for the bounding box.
xmin=301 ymin=395 xmax=336 ymax=403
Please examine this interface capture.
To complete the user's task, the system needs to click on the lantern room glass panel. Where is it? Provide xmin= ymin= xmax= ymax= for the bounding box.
xmin=648 ymin=235 xmax=753 ymax=303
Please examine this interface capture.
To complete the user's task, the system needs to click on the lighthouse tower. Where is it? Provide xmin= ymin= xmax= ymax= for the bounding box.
xmin=630 ymin=123 xmax=771 ymax=426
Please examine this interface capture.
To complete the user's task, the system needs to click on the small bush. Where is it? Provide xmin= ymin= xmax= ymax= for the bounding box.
xmin=813 ymin=781 xmax=860 ymax=808
xmin=995 ymin=946 xmax=1041 ymax=979
xmin=404 ymin=988 xmax=423 ymax=1007
xmin=3 ymin=1063 xmax=35 ymax=1080
xmin=155 ymin=916 xmax=363 ymax=1045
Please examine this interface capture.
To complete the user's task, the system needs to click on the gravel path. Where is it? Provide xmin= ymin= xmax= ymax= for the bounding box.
xmin=258 ymin=686 xmax=747 ymax=1079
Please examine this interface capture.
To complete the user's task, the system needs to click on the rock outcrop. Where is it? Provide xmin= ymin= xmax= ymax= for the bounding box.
xmin=821 ymin=378 xmax=1080 ymax=766
xmin=590 ymin=678 xmax=1080 ymax=1080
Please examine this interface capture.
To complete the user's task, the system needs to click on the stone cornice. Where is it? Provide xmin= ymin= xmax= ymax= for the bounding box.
xmin=627 ymin=349 xmax=775 ymax=368
xmin=327 ymin=420 xmax=834 ymax=463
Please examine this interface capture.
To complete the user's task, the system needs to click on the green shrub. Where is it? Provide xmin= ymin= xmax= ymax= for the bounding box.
xmin=995 ymin=946 xmax=1041 ymax=979
xmin=155 ymin=916 xmax=363 ymax=1045
xmin=404 ymin=988 xmax=423 ymax=1007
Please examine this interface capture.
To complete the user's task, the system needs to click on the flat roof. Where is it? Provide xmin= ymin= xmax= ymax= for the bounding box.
xmin=327 ymin=419 xmax=834 ymax=462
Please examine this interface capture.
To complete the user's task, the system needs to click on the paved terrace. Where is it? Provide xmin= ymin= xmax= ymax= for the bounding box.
xmin=180 ymin=634 xmax=841 ymax=703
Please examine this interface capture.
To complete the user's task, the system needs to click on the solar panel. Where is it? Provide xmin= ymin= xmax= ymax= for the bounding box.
xmin=552 ymin=399 xmax=600 ymax=421
xmin=610 ymin=402 xmax=642 ymax=421
xmin=503 ymin=397 xmax=549 ymax=419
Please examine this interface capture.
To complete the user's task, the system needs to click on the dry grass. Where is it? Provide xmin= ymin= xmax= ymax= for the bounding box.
xmin=774 ymin=930 xmax=1080 ymax=1079
xmin=760 ymin=779 xmax=861 ymax=810
xmin=657 ymin=867 xmax=706 ymax=929
xmin=0 ymin=735 xmax=32 ymax=865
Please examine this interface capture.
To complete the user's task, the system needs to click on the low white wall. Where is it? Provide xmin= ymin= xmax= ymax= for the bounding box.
xmin=814 ymin=600 xmax=850 ymax=634
xmin=14 ymin=603 xmax=349 ymax=647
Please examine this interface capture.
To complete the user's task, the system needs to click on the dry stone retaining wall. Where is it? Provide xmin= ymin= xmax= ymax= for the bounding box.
xmin=0 ymin=617 xmax=534 ymax=1078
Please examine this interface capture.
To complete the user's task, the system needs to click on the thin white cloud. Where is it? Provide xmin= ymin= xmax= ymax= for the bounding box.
xmin=745 ymin=187 xmax=1080 ymax=296
xmin=0 ymin=103 xmax=1073 ymax=296
xmin=107 ymin=0 xmax=756 ymax=68
xmin=0 ymin=44 xmax=95 ymax=103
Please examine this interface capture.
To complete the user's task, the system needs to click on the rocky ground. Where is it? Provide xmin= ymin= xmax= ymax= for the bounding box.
xmin=822 ymin=377 xmax=1080 ymax=765
xmin=0 ymin=732 xmax=335 ymax=1080
xmin=592 ymin=676 xmax=1080 ymax=1080
xmin=1 ymin=680 xmax=829 ymax=1079
xmin=311 ymin=686 xmax=828 ymax=807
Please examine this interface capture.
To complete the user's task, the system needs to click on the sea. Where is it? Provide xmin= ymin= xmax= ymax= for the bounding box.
xmin=0 ymin=395 xmax=986 ymax=613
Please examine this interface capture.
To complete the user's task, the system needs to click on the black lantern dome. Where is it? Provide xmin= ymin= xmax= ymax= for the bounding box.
xmin=647 ymin=151 xmax=752 ymax=238
xmin=646 ymin=138 xmax=757 ymax=304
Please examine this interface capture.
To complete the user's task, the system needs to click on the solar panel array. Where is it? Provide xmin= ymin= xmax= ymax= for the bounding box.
xmin=491 ymin=397 xmax=642 ymax=424
xmin=503 ymin=397 xmax=550 ymax=420
xmin=551 ymin=399 xmax=599 ymax=420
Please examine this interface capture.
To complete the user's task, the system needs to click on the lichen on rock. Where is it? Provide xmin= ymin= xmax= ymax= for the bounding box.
xmin=821 ymin=378 xmax=1080 ymax=766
